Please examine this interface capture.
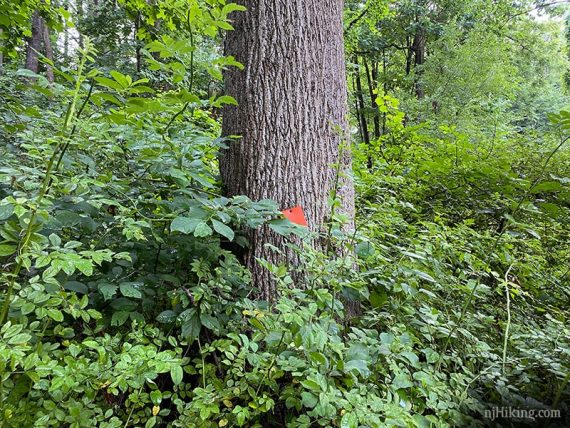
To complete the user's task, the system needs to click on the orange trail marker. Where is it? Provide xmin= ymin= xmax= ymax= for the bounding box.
xmin=282 ymin=206 xmax=308 ymax=227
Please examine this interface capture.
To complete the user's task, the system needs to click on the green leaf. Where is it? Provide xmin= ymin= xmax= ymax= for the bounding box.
xmin=64 ymin=281 xmax=88 ymax=294
xmin=171 ymin=216 xmax=201 ymax=234
xmin=49 ymin=233 xmax=61 ymax=247
xmin=400 ymin=351 xmax=420 ymax=368
xmin=213 ymin=95 xmax=238 ymax=106
xmin=300 ymin=379 xmax=320 ymax=391
xmin=221 ymin=3 xmax=246 ymax=15
xmin=268 ymin=219 xmax=296 ymax=236
xmin=301 ymin=391 xmax=318 ymax=408
xmin=309 ymin=352 xmax=327 ymax=365
xmin=0 ymin=244 xmax=16 ymax=257
xmin=340 ymin=412 xmax=358 ymax=428
xmin=531 ymin=181 xmax=563 ymax=193
xmin=157 ymin=310 xmax=177 ymax=323
xmin=111 ymin=311 xmax=131 ymax=326
xmin=193 ymin=222 xmax=213 ymax=238
xmin=95 ymin=76 xmax=124 ymax=91
xmin=248 ymin=317 xmax=266 ymax=332
xmin=47 ymin=309 xmax=64 ymax=322
xmin=150 ymin=390 xmax=162 ymax=405
xmin=356 ymin=241 xmax=375 ymax=258
xmin=0 ymin=204 xmax=14 ymax=220
xmin=344 ymin=359 xmax=370 ymax=377
xmin=21 ymin=302 xmax=35 ymax=315
xmin=211 ymin=219 xmax=234 ymax=241
xmin=369 ymin=291 xmax=387 ymax=308
xmin=200 ymin=313 xmax=220 ymax=331
xmin=120 ymin=282 xmax=143 ymax=299
xmin=83 ymin=340 xmax=99 ymax=349
xmin=8 ymin=333 xmax=32 ymax=345
xmin=145 ymin=416 xmax=157 ymax=428
xmin=181 ymin=312 xmax=201 ymax=342
xmin=171 ymin=365 xmax=183 ymax=386
xmin=392 ymin=372 xmax=414 ymax=390
xmin=75 ymin=259 xmax=93 ymax=276
xmin=98 ymin=283 xmax=118 ymax=300
xmin=412 ymin=269 xmax=435 ymax=283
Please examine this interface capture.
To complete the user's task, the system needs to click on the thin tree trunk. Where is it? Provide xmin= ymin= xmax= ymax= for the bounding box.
xmin=0 ymin=28 xmax=4 ymax=75
xmin=352 ymin=75 xmax=364 ymax=143
xmin=77 ymin=0 xmax=84 ymax=48
xmin=364 ymin=58 xmax=381 ymax=139
xmin=25 ymin=11 xmax=43 ymax=74
xmin=382 ymin=49 xmax=388 ymax=134
xmin=221 ymin=0 xmax=354 ymax=300
xmin=405 ymin=36 xmax=413 ymax=76
xmin=135 ymin=12 xmax=142 ymax=73
xmin=64 ymin=18 xmax=69 ymax=62
xmin=412 ymin=29 xmax=426 ymax=99
xmin=355 ymin=56 xmax=370 ymax=148
xmin=42 ymin=21 xmax=55 ymax=82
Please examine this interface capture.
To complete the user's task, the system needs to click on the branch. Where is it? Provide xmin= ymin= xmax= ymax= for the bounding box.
xmin=344 ymin=7 xmax=369 ymax=35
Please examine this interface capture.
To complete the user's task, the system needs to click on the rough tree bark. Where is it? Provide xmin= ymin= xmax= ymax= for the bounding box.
xmin=411 ymin=28 xmax=426 ymax=99
xmin=220 ymin=0 xmax=355 ymax=300
xmin=25 ymin=11 xmax=43 ymax=74
xmin=42 ymin=21 xmax=55 ymax=82
xmin=24 ymin=10 xmax=54 ymax=82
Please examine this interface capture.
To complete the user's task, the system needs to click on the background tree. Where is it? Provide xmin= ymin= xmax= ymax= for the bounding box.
xmin=0 ymin=0 xmax=568 ymax=426
xmin=220 ymin=0 xmax=355 ymax=299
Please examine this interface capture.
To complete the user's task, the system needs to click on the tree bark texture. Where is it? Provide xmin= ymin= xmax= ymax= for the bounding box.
xmin=24 ymin=10 xmax=54 ymax=82
xmin=25 ymin=11 xmax=43 ymax=74
xmin=220 ymin=0 xmax=355 ymax=300
xmin=42 ymin=21 xmax=55 ymax=82
xmin=412 ymin=29 xmax=426 ymax=99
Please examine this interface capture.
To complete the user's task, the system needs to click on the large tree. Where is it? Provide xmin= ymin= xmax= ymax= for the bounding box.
xmin=220 ymin=1 xmax=354 ymax=299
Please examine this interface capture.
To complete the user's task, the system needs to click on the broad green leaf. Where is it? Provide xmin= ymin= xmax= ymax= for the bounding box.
xmin=75 ymin=259 xmax=93 ymax=276
xmin=221 ymin=4 xmax=246 ymax=15
xmin=8 ymin=333 xmax=32 ymax=345
xmin=0 ymin=204 xmax=14 ymax=220
xmin=120 ymin=282 xmax=143 ymax=299
xmin=392 ymin=372 xmax=414 ymax=390
xmin=98 ymin=283 xmax=118 ymax=300
xmin=400 ymin=351 xmax=420 ymax=368
xmin=157 ymin=310 xmax=177 ymax=323
xmin=340 ymin=412 xmax=358 ymax=428
xmin=0 ymin=244 xmax=16 ymax=256
xmin=200 ymin=313 xmax=220 ymax=331
xmin=171 ymin=365 xmax=183 ymax=386
xmin=212 ymin=219 xmax=234 ymax=241
xmin=301 ymin=391 xmax=318 ymax=408
xmin=193 ymin=222 xmax=213 ymax=238
xmin=344 ymin=359 xmax=370 ymax=377
xmin=47 ymin=309 xmax=64 ymax=322
xmin=171 ymin=216 xmax=201 ymax=234
xmin=111 ymin=311 xmax=131 ymax=326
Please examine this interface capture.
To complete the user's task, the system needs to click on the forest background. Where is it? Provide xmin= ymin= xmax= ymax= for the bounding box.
xmin=0 ymin=0 xmax=569 ymax=427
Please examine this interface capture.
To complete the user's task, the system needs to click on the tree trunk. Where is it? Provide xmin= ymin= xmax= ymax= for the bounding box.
xmin=412 ymin=29 xmax=426 ymax=99
xmin=135 ymin=12 xmax=142 ymax=73
xmin=355 ymin=56 xmax=370 ymax=150
xmin=42 ymin=21 xmax=55 ymax=82
xmin=0 ymin=28 xmax=4 ymax=75
xmin=220 ymin=0 xmax=354 ymax=300
xmin=364 ymin=58 xmax=381 ymax=139
xmin=25 ymin=11 xmax=43 ymax=74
